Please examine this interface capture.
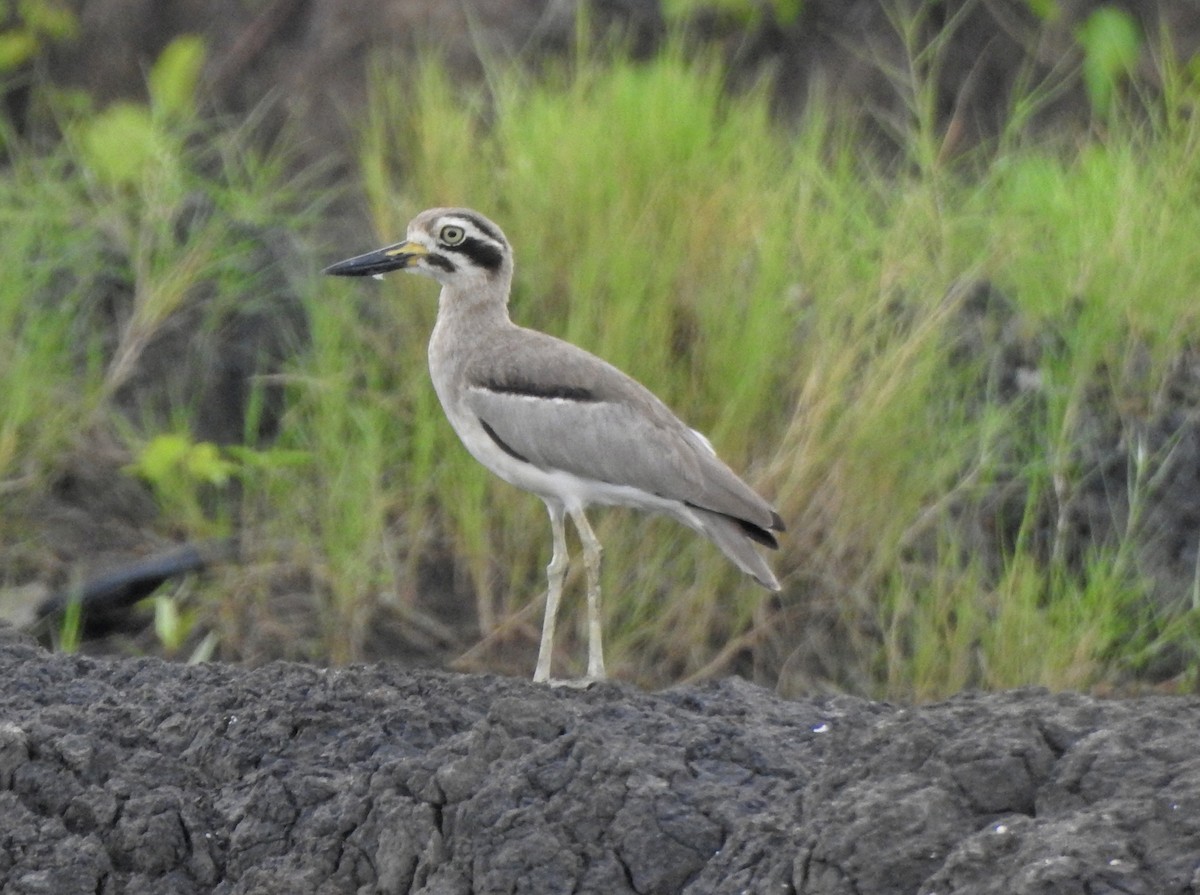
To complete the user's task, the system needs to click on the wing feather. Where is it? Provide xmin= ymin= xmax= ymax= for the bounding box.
xmin=462 ymin=327 xmax=779 ymax=531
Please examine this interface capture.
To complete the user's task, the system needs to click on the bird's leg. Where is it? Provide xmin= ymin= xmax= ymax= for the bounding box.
xmin=569 ymin=508 xmax=606 ymax=681
xmin=534 ymin=503 xmax=569 ymax=683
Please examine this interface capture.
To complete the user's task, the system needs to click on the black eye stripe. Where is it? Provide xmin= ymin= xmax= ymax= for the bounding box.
xmin=456 ymin=213 xmax=506 ymax=245
xmin=448 ymin=236 xmax=504 ymax=272
xmin=425 ymin=254 xmax=456 ymax=272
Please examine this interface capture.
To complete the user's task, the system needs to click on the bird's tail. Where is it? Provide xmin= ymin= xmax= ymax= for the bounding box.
xmin=690 ymin=508 xmax=782 ymax=591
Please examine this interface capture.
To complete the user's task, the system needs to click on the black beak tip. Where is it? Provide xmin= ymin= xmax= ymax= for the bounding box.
xmin=323 ymin=257 xmax=370 ymax=277
xmin=323 ymin=245 xmax=414 ymax=278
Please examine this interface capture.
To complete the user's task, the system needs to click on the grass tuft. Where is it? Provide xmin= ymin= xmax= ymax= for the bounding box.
xmin=6 ymin=21 xmax=1200 ymax=696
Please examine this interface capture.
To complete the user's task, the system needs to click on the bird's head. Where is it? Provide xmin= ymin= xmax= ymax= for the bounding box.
xmin=324 ymin=208 xmax=513 ymax=291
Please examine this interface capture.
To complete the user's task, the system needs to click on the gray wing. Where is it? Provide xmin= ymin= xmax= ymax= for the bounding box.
xmin=462 ymin=328 xmax=779 ymax=530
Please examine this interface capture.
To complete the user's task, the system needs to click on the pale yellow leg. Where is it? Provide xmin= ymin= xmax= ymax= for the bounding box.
xmin=534 ymin=503 xmax=569 ymax=683
xmin=569 ymin=508 xmax=606 ymax=681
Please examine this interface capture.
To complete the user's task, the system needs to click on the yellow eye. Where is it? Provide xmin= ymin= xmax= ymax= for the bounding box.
xmin=439 ymin=224 xmax=466 ymax=245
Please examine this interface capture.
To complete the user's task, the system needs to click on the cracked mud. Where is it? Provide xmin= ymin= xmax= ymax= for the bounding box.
xmin=1 ymin=629 xmax=1197 ymax=894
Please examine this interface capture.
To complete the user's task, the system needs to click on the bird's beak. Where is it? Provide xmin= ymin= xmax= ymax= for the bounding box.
xmin=323 ymin=240 xmax=428 ymax=277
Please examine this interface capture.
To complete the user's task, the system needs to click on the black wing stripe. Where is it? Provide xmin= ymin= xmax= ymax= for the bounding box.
xmin=477 ymin=379 xmax=600 ymax=403
xmin=479 ymin=417 xmax=531 ymax=464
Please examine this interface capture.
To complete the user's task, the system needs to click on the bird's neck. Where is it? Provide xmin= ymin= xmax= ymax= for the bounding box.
xmin=429 ymin=282 xmax=516 ymax=411
xmin=435 ymin=279 xmax=514 ymax=330
xmin=431 ymin=280 xmax=515 ymax=366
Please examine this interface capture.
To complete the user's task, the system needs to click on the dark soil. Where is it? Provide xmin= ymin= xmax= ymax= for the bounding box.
xmin=2 ymin=627 xmax=1198 ymax=894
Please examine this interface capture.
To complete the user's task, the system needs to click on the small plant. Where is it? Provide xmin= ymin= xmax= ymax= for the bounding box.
xmin=0 ymin=0 xmax=77 ymax=73
xmin=52 ymin=586 xmax=83 ymax=654
xmin=1076 ymin=6 xmax=1142 ymax=119
xmin=70 ymin=34 xmax=206 ymax=187
xmin=126 ymin=433 xmax=309 ymax=532
xmin=0 ymin=21 xmax=316 ymax=666
xmin=126 ymin=432 xmax=237 ymax=534
xmin=153 ymin=589 xmax=219 ymax=662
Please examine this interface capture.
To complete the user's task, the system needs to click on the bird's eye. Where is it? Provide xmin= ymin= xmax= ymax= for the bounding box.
xmin=439 ymin=225 xmax=466 ymax=245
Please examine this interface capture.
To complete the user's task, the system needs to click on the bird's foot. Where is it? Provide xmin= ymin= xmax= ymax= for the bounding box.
xmin=545 ymin=676 xmax=605 ymax=690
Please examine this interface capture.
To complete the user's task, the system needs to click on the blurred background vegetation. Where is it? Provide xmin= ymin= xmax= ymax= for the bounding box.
xmin=2 ymin=0 xmax=1200 ymax=699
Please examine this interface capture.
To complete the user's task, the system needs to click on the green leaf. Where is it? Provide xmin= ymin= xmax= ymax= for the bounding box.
xmin=58 ymin=585 xmax=83 ymax=653
xmin=1024 ymin=0 xmax=1060 ymax=21
xmin=77 ymin=101 xmax=160 ymax=186
xmin=131 ymin=433 xmax=193 ymax=486
xmin=184 ymin=441 xmax=237 ymax=486
xmin=148 ymin=34 xmax=206 ymax=120
xmin=0 ymin=29 xmax=38 ymax=71
xmin=130 ymin=433 xmax=238 ymax=488
xmin=1077 ymin=7 xmax=1142 ymax=115
xmin=188 ymin=630 xmax=219 ymax=664
xmin=17 ymin=0 xmax=78 ymax=40
xmin=154 ymin=595 xmax=184 ymax=651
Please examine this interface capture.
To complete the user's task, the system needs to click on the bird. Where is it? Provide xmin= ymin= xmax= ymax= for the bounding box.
xmin=325 ymin=208 xmax=784 ymax=683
